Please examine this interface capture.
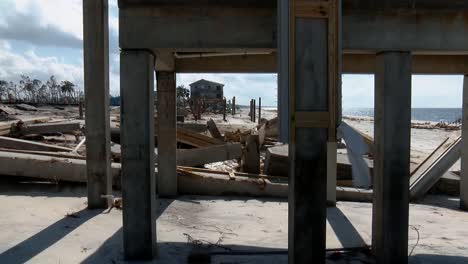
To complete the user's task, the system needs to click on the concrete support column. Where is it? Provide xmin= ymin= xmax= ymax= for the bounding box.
xmin=120 ymin=50 xmax=156 ymax=259
xmin=461 ymin=75 xmax=468 ymax=210
xmin=83 ymin=0 xmax=111 ymax=209
xmin=289 ymin=19 xmax=329 ymax=263
xmin=372 ymin=51 xmax=412 ymax=264
xmin=327 ymin=141 xmax=337 ymax=204
xmin=157 ymin=71 xmax=177 ymax=196
xmin=277 ymin=0 xmax=289 ymax=143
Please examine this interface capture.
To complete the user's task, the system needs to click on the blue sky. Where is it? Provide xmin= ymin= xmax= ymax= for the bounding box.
xmin=0 ymin=0 xmax=463 ymax=108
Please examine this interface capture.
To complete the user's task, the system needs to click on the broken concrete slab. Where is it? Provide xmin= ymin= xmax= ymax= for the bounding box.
xmin=264 ymin=144 xmax=288 ymax=176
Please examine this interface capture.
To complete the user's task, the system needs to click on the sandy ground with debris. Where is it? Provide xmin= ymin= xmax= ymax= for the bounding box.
xmin=0 ymin=181 xmax=467 ymax=263
xmin=343 ymin=116 xmax=462 ymax=172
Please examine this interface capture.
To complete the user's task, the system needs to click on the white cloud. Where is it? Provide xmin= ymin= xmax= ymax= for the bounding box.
xmin=0 ymin=0 xmax=83 ymax=48
xmin=0 ymin=40 xmax=83 ymax=86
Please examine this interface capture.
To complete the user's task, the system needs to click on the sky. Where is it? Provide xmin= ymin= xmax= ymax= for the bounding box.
xmin=0 ymin=0 xmax=464 ymax=108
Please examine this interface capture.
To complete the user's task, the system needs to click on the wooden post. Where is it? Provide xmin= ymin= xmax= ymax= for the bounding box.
xmin=461 ymin=74 xmax=468 ymax=211
xmin=258 ymin=97 xmax=262 ymax=124
xmin=249 ymin=99 xmax=253 ymax=121
xmin=232 ymin=96 xmax=236 ymax=115
xmin=253 ymin=99 xmax=256 ymax=123
xmin=79 ymin=99 xmax=84 ymax=119
xmin=223 ymin=98 xmax=227 ymax=121
xmin=288 ymin=0 xmax=340 ymax=263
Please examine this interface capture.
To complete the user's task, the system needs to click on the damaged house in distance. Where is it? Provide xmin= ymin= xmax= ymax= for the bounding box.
xmin=189 ymin=79 xmax=224 ymax=99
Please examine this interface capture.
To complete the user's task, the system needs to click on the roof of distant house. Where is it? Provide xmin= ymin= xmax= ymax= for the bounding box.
xmin=189 ymin=79 xmax=225 ymax=87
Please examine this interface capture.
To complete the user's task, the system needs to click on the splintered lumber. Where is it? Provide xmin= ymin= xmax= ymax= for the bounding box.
xmin=409 ymin=134 xmax=462 ymax=200
xmin=11 ymin=121 xmax=81 ymax=135
xmin=0 ymin=151 xmax=121 ymax=186
xmin=0 ymin=136 xmax=73 ymax=152
xmin=207 ymin=119 xmax=223 ymax=140
xmin=177 ymin=127 xmax=223 ymax=147
xmin=177 ymin=143 xmax=242 ymax=167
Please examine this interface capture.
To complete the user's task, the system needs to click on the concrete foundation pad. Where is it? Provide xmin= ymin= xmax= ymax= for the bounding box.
xmin=0 ymin=182 xmax=467 ymax=263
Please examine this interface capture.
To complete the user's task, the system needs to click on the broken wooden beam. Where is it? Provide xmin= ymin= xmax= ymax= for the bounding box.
xmin=177 ymin=127 xmax=223 ymax=148
xmin=0 ymin=116 xmax=51 ymax=135
xmin=207 ymin=119 xmax=223 ymax=140
xmin=176 ymin=143 xmax=242 ymax=167
xmin=0 ymin=136 xmax=73 ymax=152
xmin=0 ymin=151 xmax=121 ymax=186
xmin=11 ymin=121 xmax=81 ymax=135
xmin=409 ymin=134 xmax=462 ymax=200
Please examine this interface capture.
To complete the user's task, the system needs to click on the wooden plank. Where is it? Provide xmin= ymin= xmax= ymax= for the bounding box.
xmin=12 ymin=121 xmax=81 ymax=135
xmin=206 ymin=119 xmax=223 ymax=140
xmin=177 ymin=143 xmax=241 ymax=167
xmin=0 ymin=136 xmax=73 ymax=152
xmin=0 ymin=116 xmax=50 ymax=131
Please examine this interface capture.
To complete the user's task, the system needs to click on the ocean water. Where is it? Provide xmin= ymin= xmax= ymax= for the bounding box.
xmin=343 ymin=108 xmax=462 ymax=123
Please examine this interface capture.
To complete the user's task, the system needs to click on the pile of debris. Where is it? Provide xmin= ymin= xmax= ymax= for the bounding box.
xmin=0 ymin=103 xmax=460 ymax=202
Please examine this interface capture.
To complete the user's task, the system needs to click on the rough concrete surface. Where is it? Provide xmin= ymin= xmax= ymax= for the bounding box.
xmin=0 ymin=180 xmax=467 ymax=263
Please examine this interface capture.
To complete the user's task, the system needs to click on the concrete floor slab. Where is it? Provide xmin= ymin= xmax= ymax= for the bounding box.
xmin=0 ymin=180 xmax=467 ymax=263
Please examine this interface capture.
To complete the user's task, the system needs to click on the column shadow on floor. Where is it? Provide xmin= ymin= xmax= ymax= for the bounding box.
xmin=0 ymin=208 xmax=100 ymax=264
xmin=327 ymin=206 xmax=368 ymax=249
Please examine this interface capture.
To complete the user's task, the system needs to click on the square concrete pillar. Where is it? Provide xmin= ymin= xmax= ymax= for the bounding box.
xmin=327 ymin=141 xmax=337 ymax=204
xmin=289 ymin=18 xmax=329 ymax=263
xmin=157 ymin=71 xmax=177 ymax=196
xmin=83 ymin=0 xmax=111 ymax=209
xmin=461 ymin=75 xmax=468 ymax=211
xmin=372 ymin=51 xmax=412 ymax=264
xmin=120 ymin=50 xmax=156 ymax=259
xmin=277 ymin=0 xmax=289 ymax=143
